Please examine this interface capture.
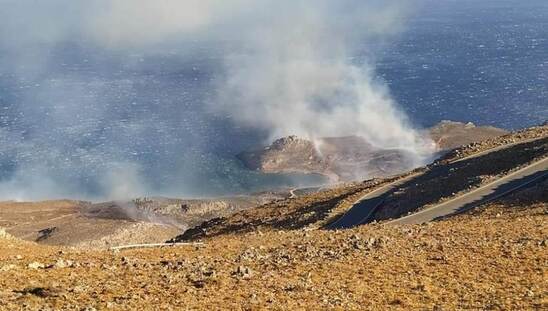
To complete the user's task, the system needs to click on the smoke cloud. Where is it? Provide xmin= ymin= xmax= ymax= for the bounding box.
xmin=0 ymin=0 xmax=431 ymax=201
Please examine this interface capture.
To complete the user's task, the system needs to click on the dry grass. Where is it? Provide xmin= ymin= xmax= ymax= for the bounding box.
xmin=170 ymin=178 xmax=401 ymax=241
xmin=439 ymin=124 xmax=548 ymax=163
xmin=0 ymin=183 xmax=546 ymax=310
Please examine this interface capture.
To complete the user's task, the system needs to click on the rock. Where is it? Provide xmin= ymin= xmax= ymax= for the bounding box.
xmin=19 ymin=287 xmax=62 ymax=298
xmin=51 ymin=259 xmax=74 ymax=269
xmin=36 ymin=227 xmax=58 ymax=242
xmin=28 ymin=262 xmax=46 ymax=270
xmin=0 ymin=228 xmax=12 ymax=239
xmin=202 ymin=269 xmax=216 ymax=278
xmin=237 ymin=121 xmax=507 ymax=181
xmin=71 ymin=285 xmax=85 ymax=293
xmin=234 ymin=266 xmax=253 ymax=279
xmin=1 ymin=264 xmax=17 ymax=272
xmin=350 ymin=234 xmax=361 ymax=240
xmin=191 ymin=280 xmax=205 ymax=288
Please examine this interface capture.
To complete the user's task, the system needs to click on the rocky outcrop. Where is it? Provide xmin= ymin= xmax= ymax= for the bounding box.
xmin=238 ymin=121 xmax=508 ymax=181
xmin=429 ymin=120 xmax=508 ymax=150
xmin=238 ymin=136 xmax=326 ymax=175
xmin=238 ymin=135 xmax=418 ymax=182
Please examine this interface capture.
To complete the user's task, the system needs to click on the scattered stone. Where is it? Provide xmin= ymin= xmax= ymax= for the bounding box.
xmin=50 ymin=259 xmax=74 ymax=269
xmin=1 ymin=264 xmax=17 ymax=272
xmin=16 ymin=287 xmax=62 ymax=298
xmin=0 ymin=228 xmax=12 ymax=239
xmin=71 ymin=286 xmax=85 ymax=294
xmin=234 ymin=266 xmax=253 ymax=279
xmin=28 ymin=262 xmax=45 ymax=270
xmin=36 ymin=227 xmax=58 ymax=242
xmin=191 ymin=280 xmax=205 ymax=289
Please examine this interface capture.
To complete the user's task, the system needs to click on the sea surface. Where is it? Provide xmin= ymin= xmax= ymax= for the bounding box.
xmin=0 ymin=0 xmax=546 ymax=199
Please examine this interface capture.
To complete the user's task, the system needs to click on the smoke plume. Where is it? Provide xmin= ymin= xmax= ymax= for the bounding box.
xmin=0 ymin=0 xmax=431 ymax=201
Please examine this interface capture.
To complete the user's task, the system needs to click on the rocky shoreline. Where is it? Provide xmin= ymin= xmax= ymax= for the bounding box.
xmin=237 ymin=121 xmax=508 ymax=181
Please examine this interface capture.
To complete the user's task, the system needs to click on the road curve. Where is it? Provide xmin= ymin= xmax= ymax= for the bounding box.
xmin=326 ymin=136 xmax=548 ymax=229
xmin=389 ymin=156 xmax=548 ymax=225
xmin=325 ymin=174 xmax=419 ymax=230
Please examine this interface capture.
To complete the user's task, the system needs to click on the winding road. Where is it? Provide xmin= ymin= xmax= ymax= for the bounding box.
xmin=325 ymin=173 xmax=419 ymax=230
xmin=326 ymin=139 xmax=548 ymax=229
xmin=389 ymin=156 xmax=548 ymax=225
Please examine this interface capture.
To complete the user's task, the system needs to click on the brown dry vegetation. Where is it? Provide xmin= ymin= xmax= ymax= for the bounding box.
xmin=0 ymin=200 xmax=180 ymax=248
xmin=171 ymin=177 xmax=400 ymax=241
xmin=439 ymin=123 xmax=548 ymax=163
xmin=0 ymin=182 xmax=546 ymax=310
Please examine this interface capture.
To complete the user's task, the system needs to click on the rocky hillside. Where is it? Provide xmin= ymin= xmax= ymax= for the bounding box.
xmin=0 ymin=124 xmax=545 ymax=310
xmin=175 ymin=123 xmax=546 ymax=242
xmin=0 ymin=194 xmax=279 ymax=249
xmin=238 ymin=121 xmax=507 ymax=181
xmin=0 ymin=183 xmax=545 ymax=310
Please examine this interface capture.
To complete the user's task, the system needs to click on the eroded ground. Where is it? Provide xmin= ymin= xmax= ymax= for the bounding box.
xmin=0 ymin=195 xmax=276 ymax=248
xmin=0 ymin=182 xmax=546 ymax=310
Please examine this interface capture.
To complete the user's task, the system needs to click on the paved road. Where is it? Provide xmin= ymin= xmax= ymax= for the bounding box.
xmin=388 ymin=156 xmax=548 ymax=225
xmin=325 ymin=174 xmax=419 ymax=230
xmin=326 ymin=137 xmax=548 ymax=229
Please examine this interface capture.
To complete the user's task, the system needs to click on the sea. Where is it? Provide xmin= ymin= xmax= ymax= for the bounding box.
xmin=0 ymin=0 xmax=546 ymax=199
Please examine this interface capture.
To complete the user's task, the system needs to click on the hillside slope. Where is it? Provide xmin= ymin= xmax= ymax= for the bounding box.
xmin=174 ymin=124 xmax=546 ymax=241
xmin=0 ymin=124 xmax=546 ymax=310
xmin=0 ymin=182 xmax=545 ymax=310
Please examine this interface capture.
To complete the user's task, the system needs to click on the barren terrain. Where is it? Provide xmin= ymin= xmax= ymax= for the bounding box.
xmin=0 ymin=181 xmax=546 ymax=310
xmin=0 ymin=123 xmax=546 ymax=310
xmin=174 ymin=124 xmax=547 ymax=241
xmin=0 ymin=195 xmax=278 ymax=248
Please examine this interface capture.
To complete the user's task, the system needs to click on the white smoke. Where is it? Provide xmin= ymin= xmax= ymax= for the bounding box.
xmin=0 ymin=0 xmax=432 ymax=201
xmin=215 ymin=1 xmax=429 ymax=153
xmin=86 ymin=0 xmax=254 ymax=47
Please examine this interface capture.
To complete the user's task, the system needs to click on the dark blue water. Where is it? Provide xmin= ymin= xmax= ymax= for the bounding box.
xmin=379 ymin=0 xmax=548 ymax=129
xmin=0 ymin=0 xmax=546 ymax=199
